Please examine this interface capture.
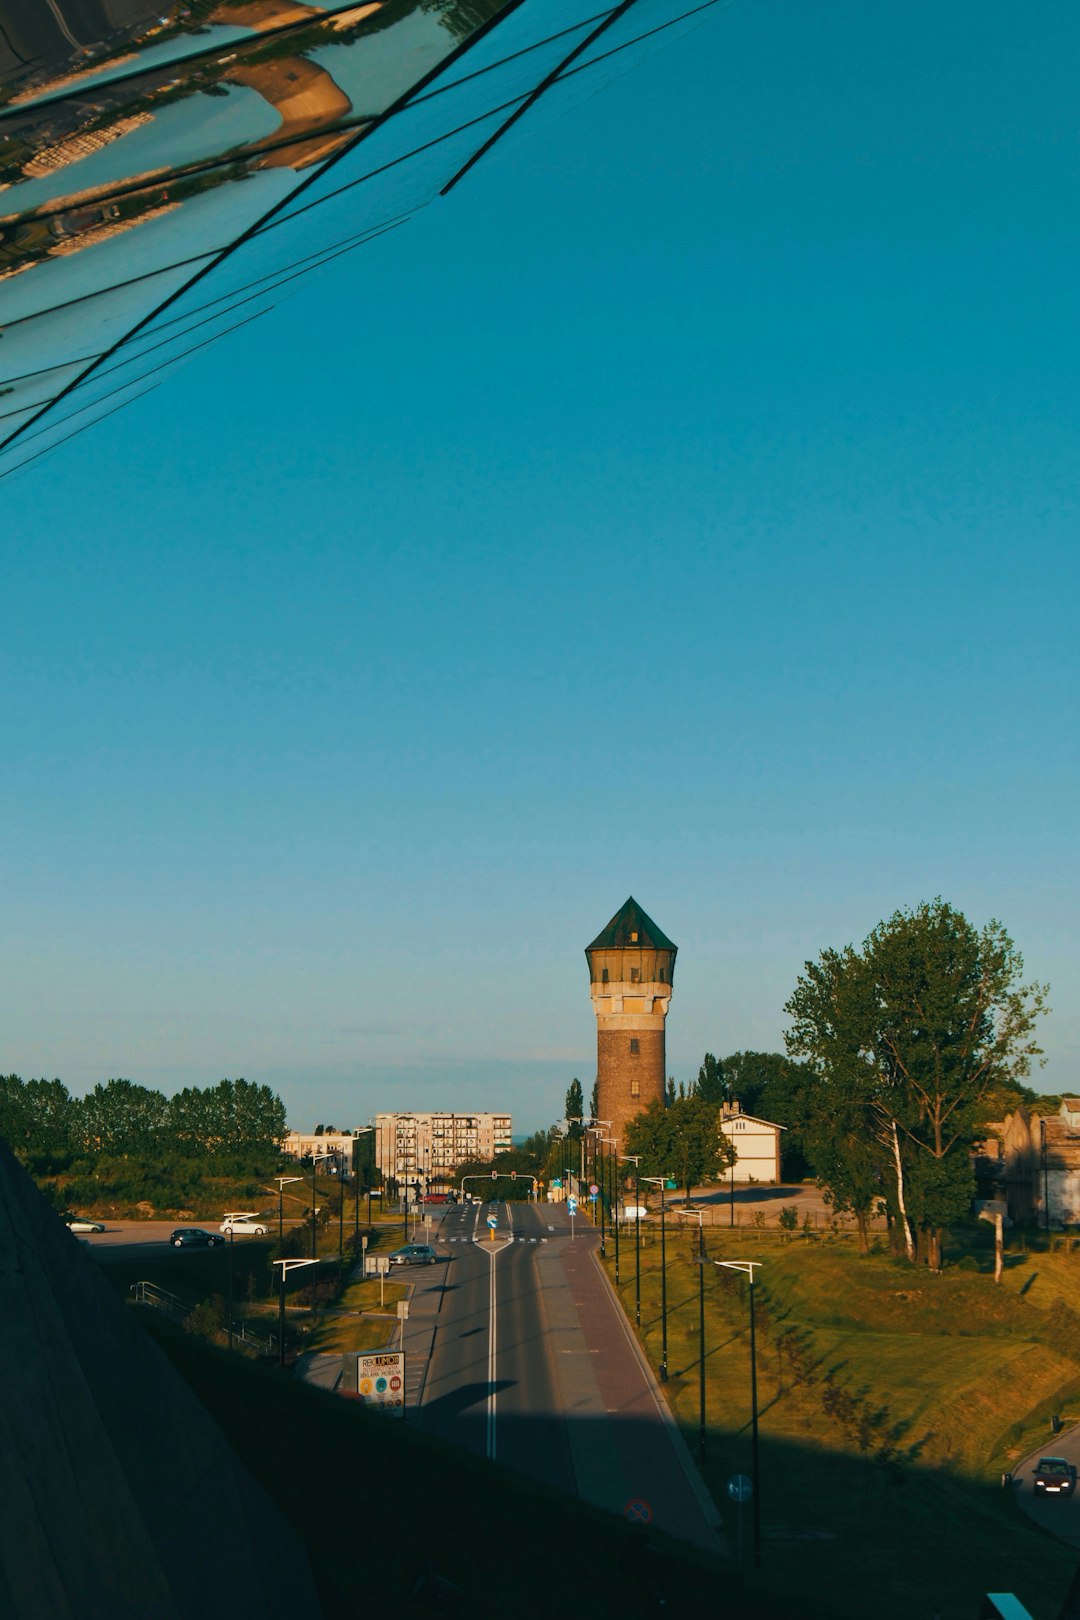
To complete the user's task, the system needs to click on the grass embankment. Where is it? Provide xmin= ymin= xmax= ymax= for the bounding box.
xmin=603 ymin=1224 xmax=1080 ymax=1619
xmin=143 ymin=1314 xmax=846 ymax=1620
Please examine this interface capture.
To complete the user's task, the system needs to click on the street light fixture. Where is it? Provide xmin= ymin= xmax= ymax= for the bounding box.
xmin=272 ymin=1258 xmax=318 ymax=1369
xmin=272 ymin=1175 xmax=303 ymax=1249
xmin=310 ymin=1152 xmax=334 ymax=1264
xmin=643 ymin=1175 xmax=674 ymax=1382
xmin=715 ymin=1259 xmax=764 ymax=1567
xmin=588 ymin=1120 xmax=612 ymax=1256
xmin=352 ymin=1125 xmax=376 ymax=1248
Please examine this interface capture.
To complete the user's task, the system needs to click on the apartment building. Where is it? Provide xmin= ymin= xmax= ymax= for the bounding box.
xmin=374 ymin=1111 xmax=512 ymax=1191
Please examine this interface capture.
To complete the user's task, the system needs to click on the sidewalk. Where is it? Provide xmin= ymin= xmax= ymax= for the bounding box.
xmin=537 ymin=1222 xmax=723 ymax=1555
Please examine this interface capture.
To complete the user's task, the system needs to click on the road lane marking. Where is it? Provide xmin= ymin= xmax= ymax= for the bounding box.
xmin=485 ymin=1241 xmax=499 ymax=1460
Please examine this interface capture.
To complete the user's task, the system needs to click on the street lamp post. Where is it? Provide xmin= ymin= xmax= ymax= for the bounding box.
xmin=273 ymin=1175 xmax=303 ymax=1249
xmin=272 ymin=1258 xmax=318 ymax=1369
xmin=643 ymin=1176 xmax=673 ymax=1382
xmin=601 ymin=1137 xmax=620 ymax=1284
xmin=622 ymin=1153 xmax=642 ymax=1327
xmin=226 ymin=1227 xmax=235 ymax=1351
xmin=715 ymin=1260 xmax=763 ymax=1567
xmin=678 ymin=1208 xmax=707 ymax=1462
xmin=310 ymin=1151 xmax=334 ymax=1268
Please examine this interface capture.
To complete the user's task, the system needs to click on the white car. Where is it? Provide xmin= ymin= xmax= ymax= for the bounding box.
xmin=219 ymin=1213 xmax=271 ymax=1235
xmin=65 ymin=1214 xmax=105 ymax=1233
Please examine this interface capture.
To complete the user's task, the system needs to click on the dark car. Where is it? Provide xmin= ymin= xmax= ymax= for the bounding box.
xmin=1033 ymin=1457 xmax=1077 ymax=1496
xmin=388 ymin=1244 xmax=439 ymax=1266
xmin=170 ymin=1227 xmax=223 ymax=1248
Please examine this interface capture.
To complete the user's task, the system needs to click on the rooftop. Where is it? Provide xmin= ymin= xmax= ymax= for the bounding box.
xmin=586 ymin=897 xmax=677 ymax=955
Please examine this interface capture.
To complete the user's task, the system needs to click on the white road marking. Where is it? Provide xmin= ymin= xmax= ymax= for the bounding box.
xmin=484 ymin=1241 xmax=502 ymax=1460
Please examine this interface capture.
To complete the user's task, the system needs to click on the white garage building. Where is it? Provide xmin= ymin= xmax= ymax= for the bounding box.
xmin=720 ymin=1101 xmax=784 ymax=1183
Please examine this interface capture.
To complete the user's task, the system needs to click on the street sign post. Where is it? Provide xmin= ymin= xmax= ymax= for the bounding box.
xmin=357 ymin=1351 xmax=405 ymax=1415
xmin=727 ymin=1474 xmax=753 ymax=1564
xmin=567 ymin=1193 xmax=577 ymax=1241
xmin=486 ymin=1214 xmax=498 ymax=1242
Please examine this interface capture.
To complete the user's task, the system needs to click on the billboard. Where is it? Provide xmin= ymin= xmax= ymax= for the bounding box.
xmin=356 ymin=1350 xmax=405 ymax=1413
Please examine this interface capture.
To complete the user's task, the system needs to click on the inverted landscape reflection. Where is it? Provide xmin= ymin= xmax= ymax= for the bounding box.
xmin=0 ymin=0 xmax=713 ymax=477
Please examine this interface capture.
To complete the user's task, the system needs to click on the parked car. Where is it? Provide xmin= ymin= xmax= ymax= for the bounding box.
xmin=1033 ymin=1457 xmax=1077 ymax=1496
xmin=388 ymin=1244 xmax=439 ymax=1266
xmin=219 ymin=1213 xmax=270 ymax=1235
xmin=170 ymin=1227 xmax=223 ymax=1248
xmin=64 ymin=1214 xmax=105 ymax=1233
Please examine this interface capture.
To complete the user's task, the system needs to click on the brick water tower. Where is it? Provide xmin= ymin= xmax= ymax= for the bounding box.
xmin=585 ymin=897 xmax=677 ymax=1146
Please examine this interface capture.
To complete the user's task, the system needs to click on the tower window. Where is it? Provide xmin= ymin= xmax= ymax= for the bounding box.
xmin=630 ymin=967 xmax=640 ymax=983
xmin=631 ymin=1078 xmax=640 ymax=1097
xmin=601 ymin=968 xmax=609 ymax=983
xmin=630 ymin=931 xmax=639 ymax=943
xmin=658 ymin=967 xmax=665 ymax=983
xmin=630 ymin=1038 xmax=640 ymax=1055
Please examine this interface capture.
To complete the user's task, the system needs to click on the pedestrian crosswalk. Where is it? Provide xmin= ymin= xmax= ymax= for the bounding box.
xmin=445 ymin=1235 xmax=547 ymax=1243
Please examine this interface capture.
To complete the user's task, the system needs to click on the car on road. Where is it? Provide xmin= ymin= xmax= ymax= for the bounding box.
xmin=170 ymin=1227 xmax=223 ymax=1248
xmin=219 ymin=1213 xmax=271 ymax=1235
xmin=1033 ymin=1457 xmax=1077 ymax=1496
xmin=388 ymin=1244 xmax=439 ymax=1266
xmin=64 ymin=1214 xmax=105 ymax=1233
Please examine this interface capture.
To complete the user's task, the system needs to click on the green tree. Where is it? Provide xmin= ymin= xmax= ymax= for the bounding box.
xmin=589 ymin=1079 xmax=599 ymax=1121
xmin=565 ymin=1078 xmax=584 ymax=1128
xmin=785 ymin=899 xmax=1048 ymax=1269
xmin=624 ymin=1096 xmax=735 ymax=1205
xmin=693 ymin=1053 xmax=725 ymax=1103
xmin=665 ymin=1076 xmax=676 ymax=1107
xmin=78 ymin=1079 xmax=169 ymax=1155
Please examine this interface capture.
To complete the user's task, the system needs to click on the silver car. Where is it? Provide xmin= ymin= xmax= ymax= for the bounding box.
xmin=388 ymin=1244 xmax=439 ymax=1266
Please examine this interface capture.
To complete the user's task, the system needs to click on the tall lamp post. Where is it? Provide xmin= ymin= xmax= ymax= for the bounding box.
xmin=601 ymin=1137 xmax=620 ymax=1283
xmin=589 ymin=1119 xmax=612 ymax=1256
xmin=272 ymin=1258 xmax=318 ymax=1369
xmin=310 ymin=1152 xmax=334 ymax=1262
xmin=622 ymin=1153 xmax=642 ymax=1327
xmin=273 ymin=1174 xmax=302 ymax=1248
xmin=715 ymin=1259 xmax=763 ymax=1567
xmin=678 ymin=1208 xmax=707 ymax=1461
xmin=643 ymin=1175 xmax=674 ymax=1381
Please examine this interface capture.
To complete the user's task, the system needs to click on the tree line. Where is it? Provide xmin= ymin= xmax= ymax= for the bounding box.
xmin=0 ymin=1074 xmax=287 ymax=1164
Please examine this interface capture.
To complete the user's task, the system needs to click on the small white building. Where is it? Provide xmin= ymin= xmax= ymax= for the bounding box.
xmin=720 ymin=1101 xmax=784 ymax=1183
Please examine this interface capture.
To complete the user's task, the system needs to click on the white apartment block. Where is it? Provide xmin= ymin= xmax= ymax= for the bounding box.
xmin=374 ymin=1111 xmax=512 ymax=1190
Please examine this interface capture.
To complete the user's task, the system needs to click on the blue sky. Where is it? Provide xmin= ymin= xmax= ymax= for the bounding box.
xmin=4 ymin=0 xmax=1078 ymax=1131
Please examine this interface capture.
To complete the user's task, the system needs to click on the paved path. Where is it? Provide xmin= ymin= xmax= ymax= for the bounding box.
xmin=1014 ymin=1422 xmax=1080 ymax=1547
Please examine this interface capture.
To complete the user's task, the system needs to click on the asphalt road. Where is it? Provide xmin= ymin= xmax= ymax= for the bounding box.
xmin=72 ymin=1219 xmax=296 ymax=1260
xmin=419 ymin=1199 xmax=574 ymax=1492
xmin=1015 ymin=1425 xmax=1080 ymax=1547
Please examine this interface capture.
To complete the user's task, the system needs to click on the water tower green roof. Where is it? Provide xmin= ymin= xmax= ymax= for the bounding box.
xmin=586 ymin=898 xmax=677 ymax=955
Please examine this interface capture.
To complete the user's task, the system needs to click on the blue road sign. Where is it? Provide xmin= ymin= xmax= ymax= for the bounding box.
xmin=567 ymin=1197 xmax=578 ymax=1215
xmin=552 ymin=1178 xmax=562 ymax=1188
xmin=625 ymin=1499 xmax=652 ymax=1524
xmin=589 ymin=1192 xmax=598 ymax=1202
xmin=486 ymin=1215 xmax=498 ymax=1229
xmin=727 ymin=1474 xmax=753 ymax=1502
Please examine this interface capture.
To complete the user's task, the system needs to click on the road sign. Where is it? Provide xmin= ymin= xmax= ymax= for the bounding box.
xmin=625 ymin=1499 xmax=652 ymax=1524
xmin=727 ymin=1474 xmax=753 ymax=1502
xmin=357 ymin=1351 xmax=405 ymax=1413
xmin=589 ymin=1183 xmax=599 ymax=1195
xmin=567 ymin=1196 xmax=578 ymax=1215
xmin=364 ymin=1255 xmax=391 ymax=1276
xmin=486 ymin=1215 xmax=498 ymax=1229
xmin=589 ymin=1192 xmax=598 ymax=1202
xmin=396 ymin=1300 xmax=410 ymax=1320
xmin=664 ymin=1178 xmax=677 ymax=1190
xmin=552 ymin=1178 xmax=563 ymax=1189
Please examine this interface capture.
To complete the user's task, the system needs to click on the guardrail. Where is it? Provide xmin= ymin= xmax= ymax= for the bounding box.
xmin=129 ymin=1281 xmax=276 ymax=1356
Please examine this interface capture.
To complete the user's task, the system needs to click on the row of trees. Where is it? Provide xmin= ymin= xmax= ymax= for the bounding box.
xmin=0 ymin=1075 xmax=287 ymax=1165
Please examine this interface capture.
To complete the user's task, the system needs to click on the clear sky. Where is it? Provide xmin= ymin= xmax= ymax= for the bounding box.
xmin=4 ymin=0 xmax=1078 ymax=1132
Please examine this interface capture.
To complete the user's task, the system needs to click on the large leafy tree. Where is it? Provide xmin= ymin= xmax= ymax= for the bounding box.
xmin=693 ymin=1053 xmax=725 ymax=1103
xmin=785 ymin=899 xmax=1048 ymax=1268
xmin=624 ymin=1095 xmax=735 ymax=1205
xmin=78 ymin=1079 xmax=169 ymax=1155
xmin=564 ymin=1078 xmax=585 ymax=1131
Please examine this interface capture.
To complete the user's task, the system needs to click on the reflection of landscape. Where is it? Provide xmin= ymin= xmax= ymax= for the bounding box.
xmin=0 ymin=0 xmax=670 ymax=473
xmin=0 ymin=1 xmax=475 ymax=281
